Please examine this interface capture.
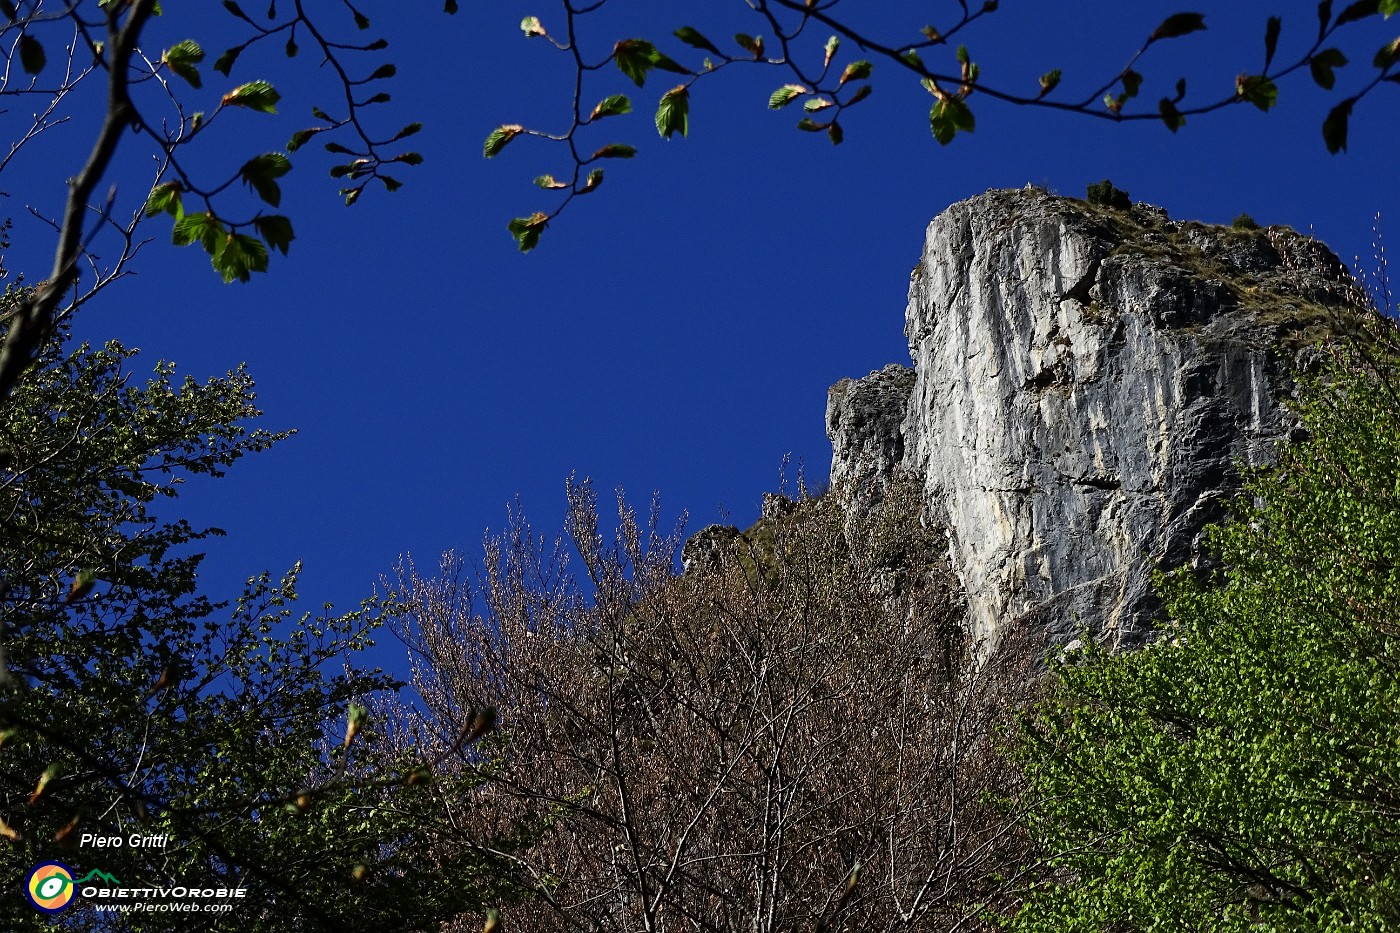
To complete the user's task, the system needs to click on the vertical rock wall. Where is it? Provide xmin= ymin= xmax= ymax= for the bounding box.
xmin=829 ymin=188 xmax=1359 ymax=651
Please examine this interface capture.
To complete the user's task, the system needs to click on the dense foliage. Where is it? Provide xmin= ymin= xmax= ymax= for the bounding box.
xmin=0 ymin=304 xmax=511 ymax=931
xmin=1012 ymin=317 xmax=1400 ymax=932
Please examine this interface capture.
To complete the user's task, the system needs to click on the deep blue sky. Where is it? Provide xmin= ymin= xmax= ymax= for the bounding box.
xmin=7 ymin=2 xmax=1398 ymax=632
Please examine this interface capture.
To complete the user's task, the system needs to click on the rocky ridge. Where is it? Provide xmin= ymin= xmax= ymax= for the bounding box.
xmin=826 ymin=186 xmax=1361 ymax=652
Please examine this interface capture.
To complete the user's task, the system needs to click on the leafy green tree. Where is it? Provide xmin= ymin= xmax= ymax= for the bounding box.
xmin=487 ymin=2 xmax=1400 ymax=249
xmin=0 ymin=297 xmax=511 ymax=930
xmin=1009 ymin=314 xmax=1400 ymax=932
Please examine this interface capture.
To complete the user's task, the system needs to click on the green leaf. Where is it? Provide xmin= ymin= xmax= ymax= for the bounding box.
xmin=213 ymin=47 xmax=242 ymax=76
xmin=508 ymin=212 xmax=548 ymax=252
xmin=1235 ymin=74 xmax=1278 ymax=111
xmin=330 ymin=158 xmax=372 ymax=179
xmin=1120 ymin=68 xmax=1142 ymax=98
xmin=483 ymin=124 xmax=523 ymax=158
xmin=769 ymin=85 xmax=806 ymax=109
xmin=324 ymin=141 xmax=355 ymax=155
xmin=804 ymin=98 xmax=834 ymax=112
xmin=1264 ymin=16 xmax=1282 ymax=70
xmin=847 ymin=84 xmax=873 ymax=106
xmin=213 ymin=233 xmax=269 ymax=283
xmin=239 ymin=152 xmax=292 ymax=207
xmin=1336 ymin=0 xmax=1379 ymax=24
xmin=591 ymin=143 xmax=637 ymax=159
xmin=391 ymin=122 xmax=422 ymax=141
xmin=929 ymin=97 xmax=974 ymax=144
xmin=1039 ymin=69 xmax=1062 ymax=97
xmin=520 ymin=15 xmax=546 ymax=37
xmin=391 ymin=152 xmax=423 ymax=165
xmin=143 ymin=181 xmax=184 ymax=218
xmin=18 ymin=35 xmax=44 ymax=75
xmin=163 ymin=40 xmax=204 ymax=88
xmin=287 ymin=127 xmax=326 ymax=152
xmin=253 ymin=214 xmax=294 ymax=255
xmin=580 ymin=168 xmax=604 ymax=193
xmin=827 ymin=122 xmax=844 ymax=145
xmin=824 ymin=35 xmax=839 ymax=68
xmin=838 ymin=60 xmax=873 ymax=86
xmin=655 ymin=85 xmax=689 ymax=139
xmin=614 ymin=39 xmax=658 ymax=87
xmin=222 ymin=80 xmax=280 ymax=113
xmin=902 ymin=49 xmax=924 ymax=68
xmin=795 ymin=118 xmax=826 ymax=132
xmin=674 ymin=26 xmax=720 ymax=56
xmin=1374 ymin=36 xmax=1400 ymax=66
xmin=1322 ymin=98 xmax=1353 ymax=152
xmin=1310 ymin=48 xmax=1348 ymax=89
xmin=735 ymin=33 xmax=764 ymax=59
xmin=222 ymin=0 xmax=250 ymax=22
xmin=1150 ymin=13 xmax=1207 ymax=41
xmin=650 ymin=51 xmax=692 ymax=76
xmin=1158 ymin=97 xmax=1186 ymax=131
xmin=533 ymin=174 xmax=569 ymax=189
xmin=1382 ymin=0 xmax=1399 ymax=15
xmin=590 ymin=95 xmax=632 ymax=120
xmin=380 ymin=175 xmax=402 ymax=192
xmin=171 ymin=212 xmax=224 ymax=253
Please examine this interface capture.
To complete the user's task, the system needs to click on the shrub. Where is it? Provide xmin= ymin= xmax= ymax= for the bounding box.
xmin=1085 ymin=179 xmax=1131 ymax=210
xmin=393 ymin=479 xmax=1039 ymax=933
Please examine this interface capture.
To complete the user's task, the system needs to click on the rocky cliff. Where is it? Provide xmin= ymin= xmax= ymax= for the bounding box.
xmin=827 ymin=186 xmax=1361 ymax=652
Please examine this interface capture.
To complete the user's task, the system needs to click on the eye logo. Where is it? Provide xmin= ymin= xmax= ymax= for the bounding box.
xmin=26 ymin=861 xmax=76 ymax=913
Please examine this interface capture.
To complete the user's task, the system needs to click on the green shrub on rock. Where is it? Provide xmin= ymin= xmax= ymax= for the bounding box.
xmin=1085 ymin=179 xmax=1131 ymax=210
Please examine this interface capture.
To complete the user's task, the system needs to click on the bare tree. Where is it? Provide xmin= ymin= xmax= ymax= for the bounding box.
xmin=390 ymin=477 xmax=1039 ymax=932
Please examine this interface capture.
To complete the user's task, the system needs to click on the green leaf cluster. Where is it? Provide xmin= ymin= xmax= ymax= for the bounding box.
xmin=0 ymin=312 xmax=518 ymax=931
xmin=1012 ymin=317 xmax=1400 ymax=933
xmin=171 ymin=212 xmax=273 ymax=283
xmin=613 ymin=38 xmax=690 ymax=88
xmin=929 ymin=97 xmax=974 ymax=145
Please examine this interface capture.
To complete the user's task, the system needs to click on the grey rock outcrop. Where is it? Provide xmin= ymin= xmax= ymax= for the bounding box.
xmin=830 ymin=187 xmax=1361 ymax=652
xmin=826 ymin=363 xmax=915 ymax=516
xmin=681 ymin=524 xmax=741 ymax=575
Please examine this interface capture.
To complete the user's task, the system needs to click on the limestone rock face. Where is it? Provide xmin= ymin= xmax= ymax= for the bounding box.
xmin=826 ymin=363 xmax=915 ymax=515
xmin=832 ymin=188 xmax=1358 ymax=651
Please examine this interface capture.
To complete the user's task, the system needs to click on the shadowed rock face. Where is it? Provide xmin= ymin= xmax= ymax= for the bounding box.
xmin=829 ymin=187 xmax=1360 ymax=653
xmin=826 ymin=363 xmax=915 ymax=518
